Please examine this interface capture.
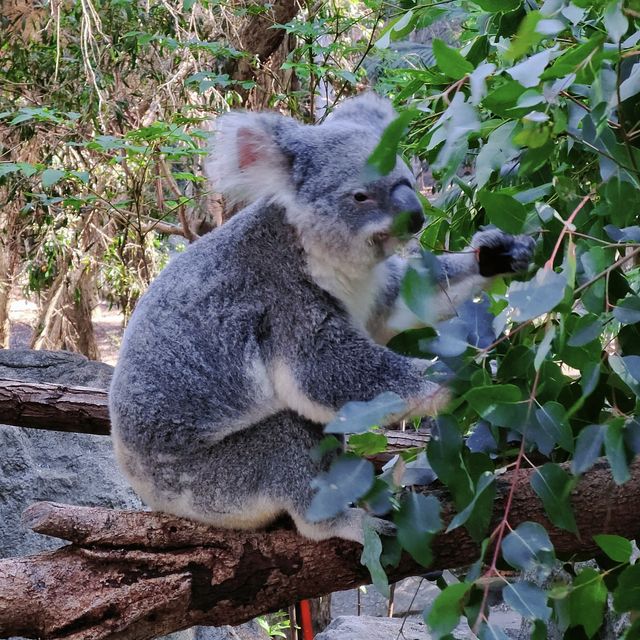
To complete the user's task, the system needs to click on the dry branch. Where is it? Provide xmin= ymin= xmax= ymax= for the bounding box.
xmin=0 ymin=380 xmax=430 ymax=457
xmin=2 ymin=459 xmax=640 ymax=640
xmin=0 ymin=378 xmax=109 ymax=435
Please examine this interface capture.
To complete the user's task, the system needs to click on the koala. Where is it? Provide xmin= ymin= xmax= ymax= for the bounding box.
xmin=109 ymin=94 xmax=534 ymax=544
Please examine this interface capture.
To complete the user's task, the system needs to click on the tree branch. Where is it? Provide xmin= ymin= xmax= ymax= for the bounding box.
xmin=0 ymin=378 xmax=109 ymax=435
xmin=1 ymin=458 xmax=640 ymax=640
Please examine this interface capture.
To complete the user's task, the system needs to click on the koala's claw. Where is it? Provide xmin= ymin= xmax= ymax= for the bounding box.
xmin=472 ymin=229 xmax=535 ymax=278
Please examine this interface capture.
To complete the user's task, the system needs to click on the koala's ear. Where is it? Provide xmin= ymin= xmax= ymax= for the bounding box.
xmin=205 ymin=112 xmax=297 ymax=207
xmin=326 ymin=93 xmax=396 ymax=133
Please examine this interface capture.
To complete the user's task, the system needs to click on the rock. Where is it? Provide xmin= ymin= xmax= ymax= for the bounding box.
xmin=0 ymin=348 xmax=113 ymax=388
xmin=0 ymin=348 xmax=266 ymax=640
xmin=0 ymin=348 xmax=137 ymax=558
xmin=315 ymin=615 xmax=432 ymax=640
xmin=164 ymin=620 xmax=268 ymax=640
xmin=331 ymin=576 xmax=441 ymax=618
xmin=0 ymin=423 xmax=142 ymax=557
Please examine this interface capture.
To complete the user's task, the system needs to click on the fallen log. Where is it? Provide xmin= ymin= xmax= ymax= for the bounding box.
xmin=1 ymin=458 xmax=639 ymax=640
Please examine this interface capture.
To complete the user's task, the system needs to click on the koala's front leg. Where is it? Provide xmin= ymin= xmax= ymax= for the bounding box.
xmin=380 ymin=230 xmax=534 ymax=339
xmin=273 ymin=318 xmax=449 ymax=425
xmin=433 ymin=229 xmax=535 ymax=318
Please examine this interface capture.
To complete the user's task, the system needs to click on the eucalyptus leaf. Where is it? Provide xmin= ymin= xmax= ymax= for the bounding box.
xmin=361 ymin=524 xmax=389 ymax=598
xmin=604 ymin=419 xmax=630 ymax=485
xmin=572 ymin=425 xmax=604 ymax=475
xmin=603 ymin=1 xmax=628 ymax=44
xmin=325 ymin=392 xmax=406 ymax=434
xmin=445 ymin=472 xmax=495 ymax=537
xmin=475 ymin=122 xmax=519 ymax=189
xmin=506 ymin=268 xmax=568 ymax=323
xmin=609 ymin=354 xmax=640 ymax=397
xmin=614 ymin=564 xmax=640 ymax=612
xmin=396 ymin=492 xmax=442 ymax=567
xmin=41 ymin=169 xmax=65 ymax=188
xmin=477 ymin=190 xmax=527 ymax=234
xmin=426 ymin=582 xmax=472 ymax=639
xmin=530 ymin=463 xmax=577 ymax=533
xmin=536 ymin=402 xmax=574 ymax=453
xmin=613 ymin=295 xmax=640 ymax=325
xmin=568 ymin=568 xmax=607 ymax=637
xmin=307 ymin=455 xmax=374 ymax=521
xmin=503 ymin=582 xmax=551 ymax=621
xmin=593 ymin=533 xmax=632 ymax=563
xmin=502 ymin=522 xmax=555 ymax=572
xmin=432 ymin=39 xmax=473 ymax=80
xmin=507 ymin=51 xmax=552 ymax=88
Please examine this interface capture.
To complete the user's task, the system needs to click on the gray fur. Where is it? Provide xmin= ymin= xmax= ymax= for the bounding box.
xmin=110 ymin=94 xmax=534 ymax=543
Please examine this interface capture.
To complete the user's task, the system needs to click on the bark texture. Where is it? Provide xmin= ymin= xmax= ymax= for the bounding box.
xmin=1 ymin=458 xmax=639 ymax=640
xmin=0 ymin=379 xmax=110 ymax=435
xmin=228 ymin=0 xmax=299 ymax=85
xmin=0 ymin=380 xmax=431 ymax=451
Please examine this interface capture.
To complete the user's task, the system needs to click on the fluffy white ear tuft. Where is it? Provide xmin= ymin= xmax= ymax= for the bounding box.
xmin=205 ymin=112 xmax=294 ymax=208
xmin=326 ymin=92 xmax=396 ymax=132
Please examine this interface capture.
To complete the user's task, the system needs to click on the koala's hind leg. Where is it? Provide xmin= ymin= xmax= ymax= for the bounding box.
xmin=254 ymin=411 xmax=394 ymax=544
xmin=291 ymin=507 xmax=396 ymax=544
xmin=183 ymin=410 xmax=388 ymax=543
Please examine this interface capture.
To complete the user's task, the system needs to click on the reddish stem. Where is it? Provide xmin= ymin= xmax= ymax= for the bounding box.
xmin=544 ymin=193 xmax=592 ymax=271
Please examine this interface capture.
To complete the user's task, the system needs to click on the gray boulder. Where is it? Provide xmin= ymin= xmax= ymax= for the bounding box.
xmin=0 ymin=348 xmax=113 ymax=388
xmin=0 ymin=348 xmax=266 ymax=640
xmin=315 ymin=615 xmax=431 ymax=640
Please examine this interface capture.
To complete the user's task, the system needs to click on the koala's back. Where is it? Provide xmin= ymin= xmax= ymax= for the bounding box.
xmin=109 ymin=202 xmax=313 ymax=455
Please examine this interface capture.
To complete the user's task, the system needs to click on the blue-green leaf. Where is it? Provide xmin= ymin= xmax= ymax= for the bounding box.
xmin=506 ymin=268 xmax=568 ymax=323
xmin=604 ymin=419 xmax=630 ymax=485
xmin=307 ymin=455 xmax=374 ymax=521
xmin=536 ymin=402 xmax=574 ymax=453
xmin=41 ymin=168 xmax=65 ymax=188
xmin=609 ymin=354 xmax=640 ymax=397
xmin=425 ymin=582 xmax=472 ymax=639
xmin=572 ymin=425 xmax=604 ymax=475
xmin=446 ymin=472 xmax=494 ymax=533
xmin=502 ymin=522 xmax=555 ymax=572
xmin=361 ymin=524 xmax=389 ymax=598
xmin=503 ymin=582 xmax=551 ymax=621
xmin=396 ymin=492 xmax=442 ymax=567
xmin=530 ymin=463 xmax=577 ymax=533
xmin=325 ymin=392 xmax=405 ymax=434
xmin=613 ymin=296 xmax=640 ymax=325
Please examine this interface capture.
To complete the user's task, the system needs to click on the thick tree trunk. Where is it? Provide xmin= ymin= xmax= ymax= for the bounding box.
xmin=228 ymin=0 xmax=299 ymax=85
xmin=1 ymin=458 xmax=639 ymax=640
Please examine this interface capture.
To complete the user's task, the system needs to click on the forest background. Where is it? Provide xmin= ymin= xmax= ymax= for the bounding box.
xmin=2 ymin=0 xmax=640 ymax=638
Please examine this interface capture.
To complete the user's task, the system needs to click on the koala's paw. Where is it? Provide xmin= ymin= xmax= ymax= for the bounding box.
xmin=407 ymin=379 xmax=452 ymax=417
xmin=366 ymin=515 xmax=397 ymax=538
xmin=471 ymin=229 xmax=535 ymax=278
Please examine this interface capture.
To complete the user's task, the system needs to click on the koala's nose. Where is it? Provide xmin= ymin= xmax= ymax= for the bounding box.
xmin=390 ymin=183 xmax=424 ymax=234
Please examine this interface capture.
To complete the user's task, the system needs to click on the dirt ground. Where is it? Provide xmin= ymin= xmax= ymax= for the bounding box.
xmin=8 ymin=295 xmax=125 ymax=365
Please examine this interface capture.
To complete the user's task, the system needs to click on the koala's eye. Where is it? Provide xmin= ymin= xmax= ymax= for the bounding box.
xmin=353 ymin=191 xmax=370 ymax=203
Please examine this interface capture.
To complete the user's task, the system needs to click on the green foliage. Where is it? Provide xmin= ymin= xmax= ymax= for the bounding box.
xmin=255 ymin=611 xmax=291 ymax=638
xmin=395 ymin=492 xmax=441 ymax=566
xmin=317 ymin=1 xmax=640 ymax=637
